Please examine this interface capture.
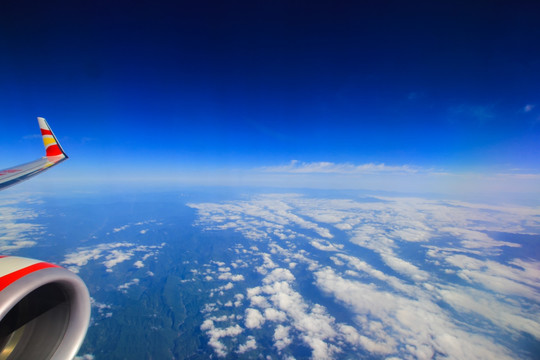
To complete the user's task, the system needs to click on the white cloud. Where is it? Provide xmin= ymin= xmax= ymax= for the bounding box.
xmin=246 ymin=267 xmax=341 ymax=359
xmin=261 ymin=160 xmax=418 ymax=174
xmin=73 ymin=355 xmax=95 ymax=360
xmin=217 ymin=272 xmax=245 ymax=281
xmin=262 ymin=268 xmax=295 ymax=284
xmin=103 ymin=249 xmax=134 ymax=270
xmin=200 ymin=320 xmax=244 ymax=358
xmin=63 ymin=242 xmax=165 ymax=273
xmin=188 ymin=195 xmax=334 ymax=244
xmin=234 ymin=293 xmax=244 ymax=307
xmin=245 ymin=308 xmax=265 ymax=329
xmin=339 ymin=324 xmax=393 ymax=354
xmin=113 ymin=225 xmax=129 ymax=233
xmin=118 ymin=278 xmax=140 ymax=293
xmin=443 ymin=254 xmax=540 ymax=301
xmin=0 ymin=196 xmax=43 ymax=253
xmin=200 ymin=319 xmax=214 ymax=331
xmin=90 ymin=297 xmax=112 ymax=318
xmin=315 ymin=267 xmax=515 ymax=359
xmin=264 ymin=308 xmax=287 ymax=322
xmin=237 ymin=336 xmax=257 ymax=354
xmin=273 ymin=325 xmax=292 ymax=351
xmin=309 ymin=239 xmax=343 ymax=252
xmin=440 ymin=227 xmax=520 ymax=249
xmin=189 ymin=193 xmax=540 ymax=359
xmin=249 ymin=295 xmax=271 ymax=308
xmin=438 ymin=285 xmax=540 ymax=340
xmin=380 ymin=253 xmax=429 ymax=282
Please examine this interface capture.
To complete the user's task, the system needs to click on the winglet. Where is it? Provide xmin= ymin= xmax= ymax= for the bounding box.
xmin=37 ymin=117 xmax=68 ymax=159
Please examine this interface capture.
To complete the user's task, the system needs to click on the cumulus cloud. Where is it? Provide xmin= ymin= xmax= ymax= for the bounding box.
xmin=262 ymin=268 xmax=295 ymax=284
xmin=200 ymin=320 xmax=244 ymax=357
xmin=237 ymin=336 xmax=257 ymax=353
xmin=246 ymin=267 xmax=342 ymax=359
xmin=234 ymin=294 xmax=244 ymax=307
xmin=273 ymin=325 xmax=292 ymax=351
xmin=217 ymin=272 xmax=245 ymax=281
xmin=245 ymin=308 xmax=265 ymax=329
xmin=264 ymin=308 xmax=287 ymax=322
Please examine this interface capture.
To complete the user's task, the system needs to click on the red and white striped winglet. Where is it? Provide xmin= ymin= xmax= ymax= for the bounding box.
xmin=0 ymin=256 xmax=60 ymax=292
xmin=38 ymin=117 xmax=66 ymax=158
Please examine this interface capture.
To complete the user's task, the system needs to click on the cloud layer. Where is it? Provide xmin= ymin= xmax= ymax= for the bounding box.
xmin=189 ymin=193 xmax=540 ymax=359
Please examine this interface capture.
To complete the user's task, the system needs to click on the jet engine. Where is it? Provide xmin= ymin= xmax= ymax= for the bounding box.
xmin=0 ymin=256 xmax=90 ymax=360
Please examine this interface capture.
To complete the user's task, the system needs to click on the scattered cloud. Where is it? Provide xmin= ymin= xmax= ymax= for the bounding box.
xmin=63 ymin=242 xmax=165 ymax=273
xmin=113 ymin=225 xmax=129 ymax=233
xmin=118 ymin=278 xmax=140 ymax=293
xmin=261 ymin=160 xmax=418 ymax=174
xmin=245 ymin=308 xmax=265 ymax=329
xmin=0 ymin=195 xmax=44 ymax=253
xmin=273 ymin=325 xmax=292 ymax=351
xmin=73 ymin=355 xmax=95 ymax=360
xmin=90 ymin=297 xmax=112 ymax=319
xmin=246 ymin=267 xmax=343 ymax=359
xmin=200 ymin=320 xmax=244 ymax=357
xmin=190 ymin=193 xmax=540 ymax=359
xmin=237 ymin=336 xmax=257 ymax=354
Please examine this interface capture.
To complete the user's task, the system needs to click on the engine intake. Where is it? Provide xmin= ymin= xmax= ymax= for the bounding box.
xmin=0 ymin=257 xmax=90 ymax=360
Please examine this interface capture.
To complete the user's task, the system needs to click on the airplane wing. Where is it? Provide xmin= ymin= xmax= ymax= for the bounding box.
xmin=0 ymin=117 xmax=68 ymax=191
xmin=0 ymin=118 xmax=89 ymax=360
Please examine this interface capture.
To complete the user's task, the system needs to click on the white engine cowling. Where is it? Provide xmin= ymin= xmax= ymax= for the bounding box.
xmin=0 ymin=256 xmax=90 ymax=360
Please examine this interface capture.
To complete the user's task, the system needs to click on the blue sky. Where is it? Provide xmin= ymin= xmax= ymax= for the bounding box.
xmin=1 ymin=1 xmax=539 ymax=197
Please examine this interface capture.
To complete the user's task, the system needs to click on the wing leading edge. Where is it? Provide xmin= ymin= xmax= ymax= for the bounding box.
xmin=0 ymin=117 xmax=68 ymax=190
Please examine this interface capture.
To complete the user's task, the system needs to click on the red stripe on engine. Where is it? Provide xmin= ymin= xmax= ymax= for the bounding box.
xmin=0 ymin=262 xmax=60 ymax=292
xmin=41 ymin=129 xmax=53 ymax=136
xmin=46 ymin=144 xmax=63 ymax=156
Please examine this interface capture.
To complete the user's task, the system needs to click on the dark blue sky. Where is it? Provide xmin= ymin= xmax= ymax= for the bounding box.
xmin=1 ymin=1 xmax=539 ymax=193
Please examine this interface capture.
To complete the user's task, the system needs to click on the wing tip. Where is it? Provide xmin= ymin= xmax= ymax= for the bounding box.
xmin=37 ymin=117 xmax=68 ymax=159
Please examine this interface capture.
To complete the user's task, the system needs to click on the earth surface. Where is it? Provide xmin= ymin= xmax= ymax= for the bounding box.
xmin=1 ymin=187 xmax=539 ymax=359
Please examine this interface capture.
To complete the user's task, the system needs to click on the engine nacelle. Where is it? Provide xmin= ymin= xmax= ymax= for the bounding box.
xmin=0 ymin=256 xmax=90 ymax=360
